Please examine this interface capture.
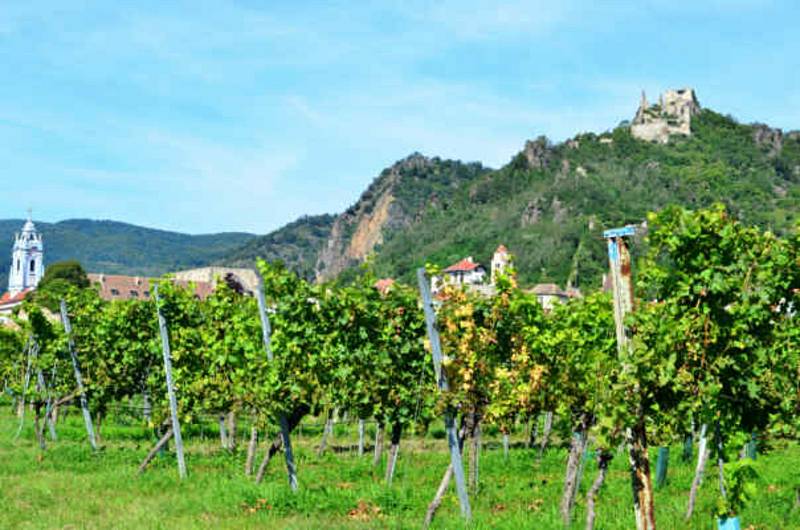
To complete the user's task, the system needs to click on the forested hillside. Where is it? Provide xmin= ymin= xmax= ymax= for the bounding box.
xmin=314 ymin=154 xmax=491 ymax=281
xmin=4 ymin=108 xmax=798 ymax=292
xmin=369 ymin=110 xmax=800 ymax=287
xmin=221 ymin=214 xmax=336 ymax=281
xmin=0 ymin=219 xmax=255 ymax=289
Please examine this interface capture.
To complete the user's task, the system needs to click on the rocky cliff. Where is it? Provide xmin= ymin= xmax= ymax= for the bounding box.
xmin=314 ymin=153 xmax=489 ymax=280
xmin=224 ymin=90 xmax=800 ymax=289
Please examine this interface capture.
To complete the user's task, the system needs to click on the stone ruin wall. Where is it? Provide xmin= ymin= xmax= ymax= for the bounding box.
xmin=631 ymin=88 xmax=700 ymax=143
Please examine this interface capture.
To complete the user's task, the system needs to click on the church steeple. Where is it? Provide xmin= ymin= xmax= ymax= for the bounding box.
xmin=8 ymin=211 xmax=44 ymax=296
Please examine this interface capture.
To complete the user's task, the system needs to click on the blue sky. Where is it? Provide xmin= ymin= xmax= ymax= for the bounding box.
xmin=1 ymin=0 xmax=798 ymax=234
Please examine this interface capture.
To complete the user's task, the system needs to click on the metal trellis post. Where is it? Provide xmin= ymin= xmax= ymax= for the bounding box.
xmin=59 ymin=300 xmax=98 ymax=451
xmin=153 ymin=286 xmax=187 ymax=479
xmin=417 ymin=267 xmax=472 ymax=521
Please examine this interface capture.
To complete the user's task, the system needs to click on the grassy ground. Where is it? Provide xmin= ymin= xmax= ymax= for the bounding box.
xmin=1 ymin=408 xmax=798 ymax=529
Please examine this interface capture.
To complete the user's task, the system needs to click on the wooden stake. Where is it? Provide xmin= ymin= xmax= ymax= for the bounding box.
xmin=139 ymin=427 xmax=174 ymax=473
xmin=357 ymin=419 xmax=365 ymax=456
xmin=603 ymin=228 xmax=656 ymax=530
xmin=373 ymin=422 xmax=384 ymax=466
xmin=245 ymin=425 xmax=258 ymax=475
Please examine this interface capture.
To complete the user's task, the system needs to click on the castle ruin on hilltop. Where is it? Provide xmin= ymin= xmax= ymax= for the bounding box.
xmin=631 ymin=88 xmax=701 ymax=143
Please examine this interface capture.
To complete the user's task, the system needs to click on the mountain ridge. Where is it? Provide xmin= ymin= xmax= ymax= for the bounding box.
xmin=229 ymin=92 xmax=800 ymax=288
xmin=0 ymin=219 xmax=256 ymax=292
xmin=4 ymin=90 xmax=799 ymax=292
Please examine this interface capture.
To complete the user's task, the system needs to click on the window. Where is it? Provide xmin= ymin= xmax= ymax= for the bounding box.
xmin=110 ymin=289 xmax=120 ymax=296
xmin=16 ymin=259 xmax=20 ymax=272
xmin=30 ymin=260 xmax=35 ymax=272
xmin=143 ymin=290 xmax=150 ymax=297
xmin=130 ymin=290 xmax=139 ymax=298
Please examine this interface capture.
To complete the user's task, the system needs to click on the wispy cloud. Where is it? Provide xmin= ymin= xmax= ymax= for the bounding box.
xmin=0 ymin=0 xmax=797 ymax=233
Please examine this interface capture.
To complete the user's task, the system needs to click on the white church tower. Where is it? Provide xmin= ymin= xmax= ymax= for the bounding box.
xmin=490 ymin=244 xmax=511 ymax=284
xmin=8 ymin=212 xmax=44 ymax=296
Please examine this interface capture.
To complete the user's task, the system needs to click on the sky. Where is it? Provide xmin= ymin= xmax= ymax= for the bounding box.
xmin=1 ymin=0 xmax=798 ymax=234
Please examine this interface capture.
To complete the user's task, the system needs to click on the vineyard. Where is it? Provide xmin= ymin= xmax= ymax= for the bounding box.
xmin=2 ymin=204 xmax=799 ymax=529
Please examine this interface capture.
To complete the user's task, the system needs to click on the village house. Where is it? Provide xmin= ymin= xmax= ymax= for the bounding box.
xmin=87 ymin=267 xmax=257 ymax=302
xmin=529 ymin=283 xmax=582 ymax=312
xmin=0 ymin=215 xmax=256 ymax=325
xmin=490 ymin=244 xmax=511 ymax=284
xmin=431 ymin=245 xmax=580 ymax=311
xmin=431 ymin=256 xmax=487 ymax=294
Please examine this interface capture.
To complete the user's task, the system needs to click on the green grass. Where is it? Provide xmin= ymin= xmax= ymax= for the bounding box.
xmin=1 ymin=408 xmax=798 ymax=529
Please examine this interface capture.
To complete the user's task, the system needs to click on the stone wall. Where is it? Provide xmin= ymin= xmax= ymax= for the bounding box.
xmin=172 ymin=266 xmax=259 ymax=292
xmin=631 ymin=88 xmax=700 ymax=143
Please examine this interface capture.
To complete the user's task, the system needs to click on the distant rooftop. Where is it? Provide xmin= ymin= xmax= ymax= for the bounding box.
xmin=87 ymin=274 xmax=214 ymax=301
xmin=443 ymin=257 xmax=483 ymax=273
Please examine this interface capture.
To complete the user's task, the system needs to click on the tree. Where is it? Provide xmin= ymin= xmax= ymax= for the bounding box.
xmin=39 ymin=260 xmax=90 ymax=289
xmin=30 ymin=260 xmax=91 ymax=311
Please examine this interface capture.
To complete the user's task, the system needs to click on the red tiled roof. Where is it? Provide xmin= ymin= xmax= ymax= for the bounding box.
xmin=443 ymin=258 xmax=483 ymax=273
xmin=374 ymin=278 xmax=395 ymax=293
xmin=0 ymin=288 xmax=32 ymax=306
xmin=87 ymin=274 xmax=214 ymax=301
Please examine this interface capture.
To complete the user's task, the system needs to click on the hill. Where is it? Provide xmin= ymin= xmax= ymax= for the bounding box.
xmin=369 ymin=109 xmax=800 ymax=288
xmin=221 ymin=214 xmax=336 ymax=281
xmin=5 ymin=90 xmax=798 ymax=291
xmin=230 ymin=92 xmax=800 ymax=289
xmin=313 ymin=153 xmax=491 ymax=281
xmin=0 ymin=219 xmax=256 ymax=290
xmin=217 ymin=155 xmax=490 ymax=281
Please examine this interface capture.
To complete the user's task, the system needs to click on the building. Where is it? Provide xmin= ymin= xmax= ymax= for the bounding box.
xmin=7 ymin=214 xmax=44 ymax=297
xmin=431 ymin=256 xmax=487 ymax=293
xmin=1 ymin=215 xmax=44 ymax=322
xmin=86 ymin=267 xmax=258 ymax=302
xmin=429 ymin=244 xmax=582 ymax=312
xmin=374 ymin=278 xmax=395 ymax=294
xmin=528 ymin=283 xmax=571 ymax=312
xmin=631 ymin=88 xmax=700 ymax=144
xmin=0 ymin=289 xmax=32 ymax=323
xmin=490 ymin=245 xmax=512 ymax=284
xmin=87 ymin=273 xmax=215 ymax=301
xmin=172 ymin=267 xmax=259 ymax=293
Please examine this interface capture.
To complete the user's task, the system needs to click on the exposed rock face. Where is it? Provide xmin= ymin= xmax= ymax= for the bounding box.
xmin=753 ymin=124 xmax=783 ymax=157
xmin=631 ymin=88 xmax=701 ymax=143
xmin=551 ymin=197 xmax=567 ymax=223
xmin=314 ymin=153 xmax=486 ymax=281
xmin=521 ymin=198 xmax=542 ymax=226
xmin=315 ymin=160 xmax=406 ymax=281
xmin=523 ymin=136 xmax=551 ymax=169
